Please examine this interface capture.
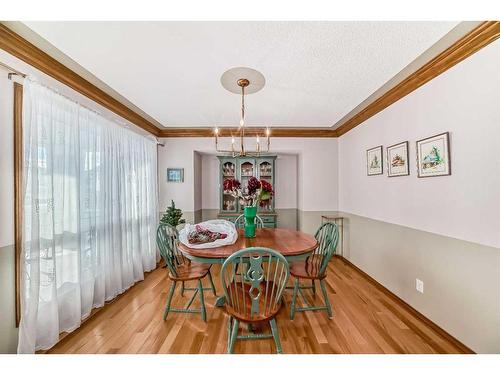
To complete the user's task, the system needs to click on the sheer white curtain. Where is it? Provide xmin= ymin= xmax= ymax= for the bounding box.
xmin=18 ymin=80 xmax=158 ymax=353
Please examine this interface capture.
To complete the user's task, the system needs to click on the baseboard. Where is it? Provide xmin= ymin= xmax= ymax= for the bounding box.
xmin=334 ymin=255 xmax=474 ymax=354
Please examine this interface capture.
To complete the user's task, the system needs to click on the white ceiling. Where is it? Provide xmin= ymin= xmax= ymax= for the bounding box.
xmin=23 ymin=21 xmax=458 ymax=128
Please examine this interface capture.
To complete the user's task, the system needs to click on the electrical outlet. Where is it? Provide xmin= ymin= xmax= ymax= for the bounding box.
xmin=416 ymin=279 xmax=424 ymax=294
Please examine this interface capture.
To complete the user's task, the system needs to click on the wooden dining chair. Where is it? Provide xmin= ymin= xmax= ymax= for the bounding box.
xmin=221 ymin=247 xmax=290 ymax=354
xmin=234 ymin=213 xmax=264 ymax=229
xmin=156 ymin=223 xmax=217 ymax=322
xmin=289 ymin=222 xmax=339 ymax=320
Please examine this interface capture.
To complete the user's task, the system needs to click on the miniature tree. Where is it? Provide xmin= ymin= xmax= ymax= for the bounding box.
xmin=160 ymin=200 xmax=186 ymax=227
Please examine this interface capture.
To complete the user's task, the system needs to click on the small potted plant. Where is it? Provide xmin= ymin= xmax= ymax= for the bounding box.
xmin=223 ymin=176 xmax=274 ymax=238
xmin=160 ymin=200 xmax=186 ymax=228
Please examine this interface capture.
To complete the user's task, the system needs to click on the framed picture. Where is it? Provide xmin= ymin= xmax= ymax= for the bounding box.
xmin=416 ymin=132 xmax=451 ymax=177
xmin=367 ymin=145 xmax=383 ymax=175
xmin=387 ymin=141 xmax=409 ymax=177
xmin=167 ymin=168 xmax=184 ymax=183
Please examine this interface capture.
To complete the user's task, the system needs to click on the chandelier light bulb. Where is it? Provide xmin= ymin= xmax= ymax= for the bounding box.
xmin=256 ymin=135 xmax=260 ymax=143
xmin=239 ymin=119 xmax=244 ymax=127
xmin=214 ymin=127 xmax=219 ymax=135
xmin=231 ymin=136 xmax=235 ymax=144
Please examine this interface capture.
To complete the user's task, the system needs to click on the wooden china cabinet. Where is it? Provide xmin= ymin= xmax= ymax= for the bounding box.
xmin=217 ymin=155 xmax=277 ymax=228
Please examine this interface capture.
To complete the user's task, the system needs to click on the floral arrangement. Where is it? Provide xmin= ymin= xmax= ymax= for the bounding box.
xmin=223 ymin=176 xmax=274 ymax=207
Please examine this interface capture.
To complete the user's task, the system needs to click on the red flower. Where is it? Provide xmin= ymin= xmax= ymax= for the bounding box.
xmin=247 ymin=176 xmax=261 ymax=195
xmin=259 ymin=179 xmax=273 ymax=207
xmin=223 ymin=178 xmax=241 ymax=192
xmin=260 ymin=179 xmax=273 ymax=194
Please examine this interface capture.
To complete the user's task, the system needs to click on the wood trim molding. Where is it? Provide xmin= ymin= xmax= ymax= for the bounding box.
xmin=0 ymin=24 xmax=161 ymax=137
xmin=333 ymin=255 xmax=474 ymax=354
xmin=0 ymin=24 xmax=336 ymax=139
xmin=335 ymin=21 xmax=500 ymax=136
xmin=159 ymin=127 xmax=338 ymax=138
xmin=14 ymin=82 xmax=22 ymax=327
xmin=3 ymin=22 xmax=499 ymax=139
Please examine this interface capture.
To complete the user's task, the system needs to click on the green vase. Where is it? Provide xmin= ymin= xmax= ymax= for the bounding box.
xmin=243 ymin=206 xmax=257 ymax=238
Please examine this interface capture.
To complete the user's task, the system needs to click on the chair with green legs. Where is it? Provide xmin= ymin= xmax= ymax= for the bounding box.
xmin=289 ymin=222 xmax=339 ymax=320
xmin=221 ymin=247 xmax=289 ymax=354
xmin=156 ymin=223 xmax=217 ymax=322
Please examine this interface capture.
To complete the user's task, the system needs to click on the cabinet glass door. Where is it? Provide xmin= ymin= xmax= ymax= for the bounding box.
xmin=221 ymin=161 xmax=237 ymax=212
xmin=258 ymin=160 xmax=274 ymax=212
xmin=238 ymin=159 xmax=255 ymax=211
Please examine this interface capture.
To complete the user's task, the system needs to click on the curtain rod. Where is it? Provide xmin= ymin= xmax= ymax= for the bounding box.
xmin=0 ymin=61 xmax=27 ymax=78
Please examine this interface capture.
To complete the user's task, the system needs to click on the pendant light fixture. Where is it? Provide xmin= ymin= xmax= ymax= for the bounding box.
xmin=215 ymin=67 xmax=270 ymax=157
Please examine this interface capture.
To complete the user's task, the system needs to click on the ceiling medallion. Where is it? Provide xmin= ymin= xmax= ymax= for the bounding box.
xmin=215 ymin=67 xmax=270 ymax=157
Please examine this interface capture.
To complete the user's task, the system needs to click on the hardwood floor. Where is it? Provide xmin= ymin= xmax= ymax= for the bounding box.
xmin=47 ymin=257 xmax=471 ymax=354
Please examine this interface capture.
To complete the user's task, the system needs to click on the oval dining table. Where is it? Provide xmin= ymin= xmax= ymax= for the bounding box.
xmin=178 ymin=227 xmax=318 ymax=306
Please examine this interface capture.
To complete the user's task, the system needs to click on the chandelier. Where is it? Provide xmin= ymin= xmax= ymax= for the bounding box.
xmin=214 ymin=67 xmax=270 ymax=157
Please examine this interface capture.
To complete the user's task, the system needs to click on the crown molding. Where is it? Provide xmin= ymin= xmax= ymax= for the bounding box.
xmin=159 ymin=127 xmax=338 ymax=138
xmin=0 ymin=23 xmax=161 ymax=137
xmin=3 ymin=22 xmax=498 ymax=139
xmin=335 ymin=21 xmax=500 ymax=136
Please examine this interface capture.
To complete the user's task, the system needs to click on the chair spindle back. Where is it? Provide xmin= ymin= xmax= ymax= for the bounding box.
xmin=156 ymin=223 xmax=188 ymax=278
xmin=308 ymin=222 xmax=339 ymax=276
xmin=221 ymin=247 xmax=289 ymax=319
xmin=234 ymin=214 xmax=264 ymax=229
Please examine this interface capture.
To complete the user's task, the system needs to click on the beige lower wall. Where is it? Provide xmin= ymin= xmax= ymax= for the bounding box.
xmin=0 ymin=244 xmax=18 ymax=353
xmin=298 ymin=210 xmax=339 ymax=235
xmin=275 ymin=209 xmax=298 ymax=230
xmin=201 ymin=209 xmax=218 ymax=222
xmin=193 ymin=210 xmax=202 ymax=225
xmin=340 ymin=211 xmax=500 ymax=353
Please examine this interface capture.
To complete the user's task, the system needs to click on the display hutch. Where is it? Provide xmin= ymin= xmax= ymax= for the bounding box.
xmin=217 ymin=155 xmax=277 ymax=228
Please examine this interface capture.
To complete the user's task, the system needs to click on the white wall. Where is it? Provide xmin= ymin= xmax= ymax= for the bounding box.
xmin=274 ymin=154 xmax=298 ymax=209
xmin=337 ymin=37 xmax=500 ymax=353
xmin=158 ymin=137 xmax=338 ymax=213
xmin=201 ymin=154 xmax=219 ymax=210
xmin=339 ymin=39 xmax=500 ymax=249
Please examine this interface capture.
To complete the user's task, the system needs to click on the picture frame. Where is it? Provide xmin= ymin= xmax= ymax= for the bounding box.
xmin=416 ymin=132 xmax=451 ymax=178
xmin=367 ymin=145 xmax=383 ymax=175
xmin=386 ymin=141 xmax=410 ymax=177
xmin=167 ymin=168 xmax=184 ymax=183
